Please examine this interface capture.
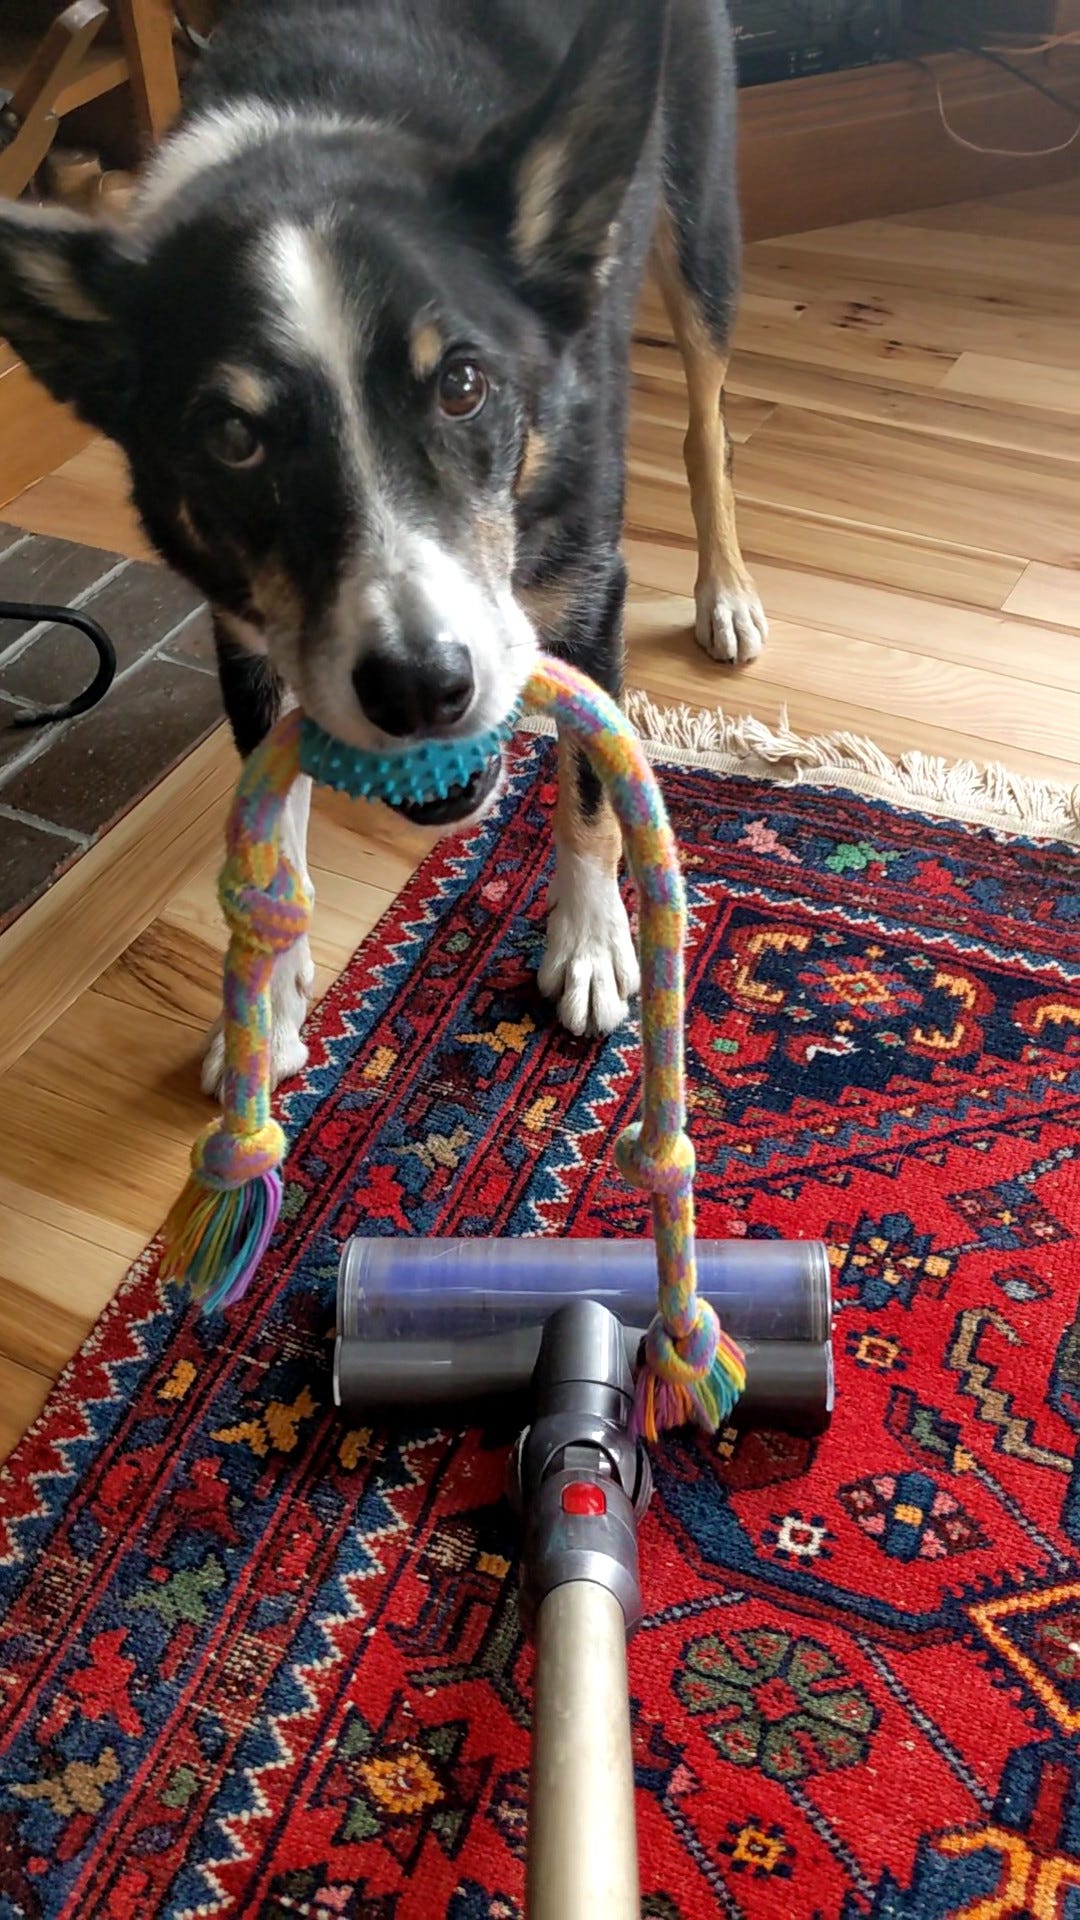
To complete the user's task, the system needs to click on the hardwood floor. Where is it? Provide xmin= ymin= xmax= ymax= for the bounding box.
xmin=2 ymin=178 xmax=1080 ymax=1459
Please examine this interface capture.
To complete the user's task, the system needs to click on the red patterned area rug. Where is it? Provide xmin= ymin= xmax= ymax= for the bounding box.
xmin=1 ymin=734 xmax=1079 ymax=1920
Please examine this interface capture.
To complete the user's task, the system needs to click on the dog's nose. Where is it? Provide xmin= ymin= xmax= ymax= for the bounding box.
xmin=352 ymin=635 xmax=475 ymax=737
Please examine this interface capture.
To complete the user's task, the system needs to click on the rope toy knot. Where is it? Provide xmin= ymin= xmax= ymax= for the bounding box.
xmin=614 ymin=1123 xmax=695 ymax=1199
xmin=193 ymin=1119 xmax=287 ymax=1189
xmin=218 ymin=856 xmax=312 ymax=956
xmin=644 ymin=1296 xmax=720 ymax=1388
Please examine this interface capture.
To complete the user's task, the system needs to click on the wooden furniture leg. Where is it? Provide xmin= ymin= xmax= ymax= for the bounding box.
xmin=110 ymin=0 xmax=180 ymax=144
xmin=0 ymin=1 xmax=109 ymax=200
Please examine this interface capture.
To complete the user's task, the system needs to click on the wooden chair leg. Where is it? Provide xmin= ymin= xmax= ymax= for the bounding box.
xmin=111 ymin=0 xmax=180 ymax=145
xmin=0 ymin=0 xmax=109 ymax=200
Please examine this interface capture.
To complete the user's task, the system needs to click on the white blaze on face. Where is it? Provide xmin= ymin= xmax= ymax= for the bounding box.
xmin=254 ymin=221 xmax=536 ymax=747
xmin=260 ymin=221 xmax=370 ymax=461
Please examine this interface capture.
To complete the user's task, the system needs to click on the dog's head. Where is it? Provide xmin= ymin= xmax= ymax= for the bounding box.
xmin=0 ymin=0 xmax=664 ymax=821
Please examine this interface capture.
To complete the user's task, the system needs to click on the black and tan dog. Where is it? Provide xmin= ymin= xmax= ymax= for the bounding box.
xmin=0 ymin=0 xmax=765 ymax=1083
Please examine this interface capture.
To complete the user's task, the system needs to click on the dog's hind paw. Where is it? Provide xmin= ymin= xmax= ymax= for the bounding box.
xmin=539 ymin=860 xmax=640 ymax=1039
xmin=695 ymin=579 xmax=768 ymax=666
xmin=200 ymin=936 xmax=316 ymax=1100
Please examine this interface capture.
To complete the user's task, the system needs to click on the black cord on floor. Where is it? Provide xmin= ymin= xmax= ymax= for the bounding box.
xmin=0 ymin=601 xmax=117 ymax=728
xmin=962 ymin=40 xmax=1080 ymax=120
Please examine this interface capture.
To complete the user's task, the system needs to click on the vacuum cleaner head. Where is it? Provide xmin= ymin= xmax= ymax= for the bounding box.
xmin=334 ymin=1238 xmax=834 ymax=1435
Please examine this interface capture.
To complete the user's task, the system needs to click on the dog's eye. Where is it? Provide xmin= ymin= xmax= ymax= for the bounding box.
xmin=437 ymin=358 xmax=489 ymax=421
xmin=205 ymin=413 xmax=264 ymax=469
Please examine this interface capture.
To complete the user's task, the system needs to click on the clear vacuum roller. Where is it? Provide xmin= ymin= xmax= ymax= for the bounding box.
xmin=334 ymin=1236 xmax=833 ymax=1434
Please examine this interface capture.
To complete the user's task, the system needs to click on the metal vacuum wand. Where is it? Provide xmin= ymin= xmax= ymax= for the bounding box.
xmin=509 ymin=1299 xmax=652 ymax=1920
xmin=332 ymin=1236 xmax=834 ymax=1912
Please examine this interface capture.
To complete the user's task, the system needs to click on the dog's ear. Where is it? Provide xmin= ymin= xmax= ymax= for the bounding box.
xmin=456 ymin=0 xmax=668 ymax=331
xmin=0 ymin=205 xmax=139 ymax=439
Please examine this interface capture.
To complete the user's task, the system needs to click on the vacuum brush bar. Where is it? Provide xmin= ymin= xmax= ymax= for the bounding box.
xmin=333 ymin=1237 xmax=834 ymax=1434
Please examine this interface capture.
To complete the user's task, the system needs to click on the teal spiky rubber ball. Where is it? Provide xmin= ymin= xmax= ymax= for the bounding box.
xmin=299 ymin=711 xmax=519 ymax=810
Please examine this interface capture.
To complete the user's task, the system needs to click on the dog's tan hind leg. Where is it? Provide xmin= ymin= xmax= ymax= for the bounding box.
xmin=652 ymin=211 xmax=767 ymax=665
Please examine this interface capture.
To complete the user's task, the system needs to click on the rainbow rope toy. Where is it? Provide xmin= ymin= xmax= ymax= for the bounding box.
xmin=161 ymin=655 xmax=746 ymax=1440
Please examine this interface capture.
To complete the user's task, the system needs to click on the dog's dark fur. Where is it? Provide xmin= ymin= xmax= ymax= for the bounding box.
xmin=0 ymin=0 xmax=763 ymax=1058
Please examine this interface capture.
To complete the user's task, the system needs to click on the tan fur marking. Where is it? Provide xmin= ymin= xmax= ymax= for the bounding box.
xmin=177 ymin=502 xmax=209 ymax=552
xmin=518 ymin=577 xmax=573 ymax=643
xmin=555 ymin=735 xmax=622 ymax=867
xmin=651 ymin=210 xmax=752 ymax=602
xmin=409 ymin=318 xmax=443 ymax=380
xmin=250 ymin=562 xmax=304 ymax=636
xmin=13 ymin=248 xmax=107 ymax=325
xmin=513 ymin=135 xmax=565 ymax=267
xmin=215 ymin=364 xmax=273 ymax=414
xmin=515 ymin=428 xmax=547 ymax=499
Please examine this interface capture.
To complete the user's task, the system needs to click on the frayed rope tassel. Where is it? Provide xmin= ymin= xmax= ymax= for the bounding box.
xmin=160 ymin=1118 xmax=288 ymax=1311
xmin=632 ymin=1304 xmax=747 ymax=1444
xmin=161 ymin=1174 xmax=281 ymax=1312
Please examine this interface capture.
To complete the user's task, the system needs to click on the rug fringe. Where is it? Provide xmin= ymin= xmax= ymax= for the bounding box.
xmin=523 ymin=693 xmax=1080 ymax=845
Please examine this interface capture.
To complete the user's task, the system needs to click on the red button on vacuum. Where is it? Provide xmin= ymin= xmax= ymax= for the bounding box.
xmin=562 ymin=1482 xmax=606 ymax=1517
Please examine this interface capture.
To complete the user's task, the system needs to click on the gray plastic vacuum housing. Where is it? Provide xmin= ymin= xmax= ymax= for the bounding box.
xmin=333 ymin=1236 xmax=834 ymax=1433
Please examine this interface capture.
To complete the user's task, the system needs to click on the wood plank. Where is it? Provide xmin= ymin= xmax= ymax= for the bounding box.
xmin=632 ymin=340 xmax=1080 ymax=467
xmin=736 ymin=52 xmax=1080 ymax=241
xmin=93 ymin=917 xmax=224 ymax=1032
xmin=623 ymin=591 xmax=1080 ymax=770
xmin=731 ymin=300 xmax=958 ymax=390
xmin=629 ymin=375 xmax=777 ymax=448
xmin=1003 ymin=561 xmax=1080 ymax=627
xmin=160 ymin=812 xmax=409 ymax=979
xmin=3 ymin=439 xmax=151 ymax=559
xmin=724 ymin=407 xmax=1080 ymax=569
xmin=308 ymin=807 xmax=427 ymax=897
xmin=0 ymin=1354 xmax=50 ymax=1465
xmin=4 ymin=991 xmax=217 ymax=1145
xmin=941 ymin=354 xmax=1080 ymax=413
xmin=0 ymin=1169 xmax=144 ymax=1264
xmin=0 ymin=1076 xmax=200 ymax=1234
xmin=0 ymin=726 xmax=235 ymax=1078
xmin=0 ymin=363 xmax=92 ymax=509
xmin=625 ymin=546 xmax=1080 ymax=692
xmin=892 ymin=191 xmax=1080 ymax=245
xmin=754 ymin=221 xmax=1080 ymax=303
xmin=0 ymin=1207 xmax=126 ymax=1378
xmin=718 ymin=348 xmax=1080 ymax=464
xmin=112 ymin=0 xmax=181 ymax=140
xmin=637 ymin=665 xmax=1080 ymax=791
xmin=982 ymin=180 xmax=1080 ymax=216
xmin=636 ymin=279 xmax=804 ymax=338
xmin=625 ymin=485 xmax=1026 ymax=613
xmin=739 ymin=270 xmax=1080 ymax=373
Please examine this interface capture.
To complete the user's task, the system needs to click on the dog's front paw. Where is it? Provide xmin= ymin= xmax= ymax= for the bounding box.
xmin=695 ymin=578 xmax=768 ymax=666
xmin=201 ymin=936 xmax=316 ymax=1100
xmin=539 ymin=864 xmax=640 ymax=1038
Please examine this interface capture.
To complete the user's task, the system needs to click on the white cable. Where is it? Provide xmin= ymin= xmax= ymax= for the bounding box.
xmin=924 ymin=56 xmax=1080 ymax=159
